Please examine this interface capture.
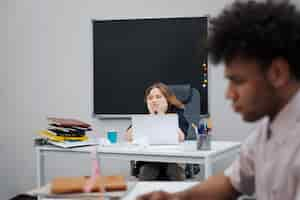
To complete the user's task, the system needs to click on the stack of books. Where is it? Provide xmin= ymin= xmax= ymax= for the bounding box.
xmin=39 ymin=117 xmax=92 ymax=143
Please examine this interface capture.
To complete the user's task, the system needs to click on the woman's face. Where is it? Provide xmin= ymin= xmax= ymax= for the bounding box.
xmin=146 ymin=87 xmax=169 ymax=114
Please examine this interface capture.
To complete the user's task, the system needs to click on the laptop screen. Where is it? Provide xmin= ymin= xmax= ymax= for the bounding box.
xmin=131 ymin=114 xmax=179 ymax=145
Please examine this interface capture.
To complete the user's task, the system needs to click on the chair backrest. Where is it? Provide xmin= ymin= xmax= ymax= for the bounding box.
xmin=169 ymin=84 xmax=202 ymax=178
xmin=168 ymin=84 xmax=201 ymax=140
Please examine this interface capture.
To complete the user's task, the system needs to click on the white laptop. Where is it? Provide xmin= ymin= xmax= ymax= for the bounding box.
xmin=131 ymin=114 xmax=179 ymax=145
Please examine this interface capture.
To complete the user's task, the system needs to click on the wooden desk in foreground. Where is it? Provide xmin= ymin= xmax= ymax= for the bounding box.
xmin=28 ymin=181 xmax=198 ymax=200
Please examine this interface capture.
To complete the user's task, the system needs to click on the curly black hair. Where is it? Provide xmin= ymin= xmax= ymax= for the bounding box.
xmin=208 ymin=0 xmax=300 ymax=79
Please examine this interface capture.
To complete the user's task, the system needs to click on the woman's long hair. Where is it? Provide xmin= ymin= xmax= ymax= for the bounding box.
xmin=144 ymin=82 xmax=184 ymax=111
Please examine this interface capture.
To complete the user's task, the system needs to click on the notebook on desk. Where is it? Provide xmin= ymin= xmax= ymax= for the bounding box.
xmin=132 ymin=114 xmax=179 ymax=145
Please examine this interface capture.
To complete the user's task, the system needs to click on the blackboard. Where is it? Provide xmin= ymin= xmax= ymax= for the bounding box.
xmin=93 ymin=17 xmax=208 ymax=116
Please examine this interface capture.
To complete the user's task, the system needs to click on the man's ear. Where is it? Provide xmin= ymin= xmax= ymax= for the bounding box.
xmin=267 ymin=58 xmax=291 ymax=88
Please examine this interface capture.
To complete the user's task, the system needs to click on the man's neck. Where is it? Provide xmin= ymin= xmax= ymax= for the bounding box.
xmin=280 ymin=81 xmax=300 ymax=106
xmin=270 ymin=82 xmax=300 ymax=122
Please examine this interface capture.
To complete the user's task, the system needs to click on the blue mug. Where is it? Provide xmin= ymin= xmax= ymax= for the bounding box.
xmin=107 ymin=130 xmax=118 ymax=143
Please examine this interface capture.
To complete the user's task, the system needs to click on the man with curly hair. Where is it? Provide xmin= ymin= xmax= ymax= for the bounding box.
xmin=137 ymin=1 xmax=300 ymax=200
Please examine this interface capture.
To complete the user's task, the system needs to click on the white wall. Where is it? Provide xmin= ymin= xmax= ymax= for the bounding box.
xmin=2 ymin=0 xmax=260 ymax=199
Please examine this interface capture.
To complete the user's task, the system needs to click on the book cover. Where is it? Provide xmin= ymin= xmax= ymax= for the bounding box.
xmin=47 ymin=117 xmax=91 ymax=128
xmin=38 ymin=130 xmax=88 ymax=142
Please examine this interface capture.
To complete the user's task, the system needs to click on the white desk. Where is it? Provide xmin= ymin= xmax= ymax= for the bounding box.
xmin=35 ymin=141 xmax=240 ymax=187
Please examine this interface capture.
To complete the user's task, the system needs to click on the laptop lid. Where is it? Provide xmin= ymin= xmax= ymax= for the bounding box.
xmin=131 ymin=114 xmax=179 ymax=145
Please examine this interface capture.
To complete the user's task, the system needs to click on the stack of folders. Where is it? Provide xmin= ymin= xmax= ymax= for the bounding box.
xmin=38 ymin=117 xmax=92 ymax=143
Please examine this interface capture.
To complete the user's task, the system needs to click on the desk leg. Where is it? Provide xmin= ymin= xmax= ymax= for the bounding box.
xmin=35 ymin=147 xmax=44 ymax=187
xmin=96 ymin=152 xmax=101 ymax=172
xmin=204 ymin=157 xmax=213 ymax=179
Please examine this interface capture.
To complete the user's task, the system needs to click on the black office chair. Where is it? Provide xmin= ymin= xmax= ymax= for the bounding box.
xmin=130 ymin=84 xmax=201 ymax=179
xmin=168 ymin=84 xmax=201 ymax=140
xmin=168 ymin=84 xmax=201 ymax=178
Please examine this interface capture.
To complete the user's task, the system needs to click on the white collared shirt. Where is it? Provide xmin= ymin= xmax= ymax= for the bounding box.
xmin=225 ymin=90 xmax=300 ymax=200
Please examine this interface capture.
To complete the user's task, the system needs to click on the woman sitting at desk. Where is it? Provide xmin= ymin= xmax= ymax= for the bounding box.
xmin=125 ymin=82 xmax=189 ymax=181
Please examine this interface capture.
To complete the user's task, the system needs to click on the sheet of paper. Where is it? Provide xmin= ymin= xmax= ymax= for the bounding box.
xmin=47 ymin=139 xmax=98 ymax=148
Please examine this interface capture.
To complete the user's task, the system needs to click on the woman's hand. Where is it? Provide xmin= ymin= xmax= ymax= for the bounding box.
xmin=125 ymin=127 xmax=133 ymax=142
xmin=178 ymin=129 xmax=185 ymax=142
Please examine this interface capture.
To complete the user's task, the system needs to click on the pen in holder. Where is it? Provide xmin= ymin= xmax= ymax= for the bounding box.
xmin=196 ymin=122 xmax=211 ymax=150
xmin=197 ymin=133 xmax=211 ymax=150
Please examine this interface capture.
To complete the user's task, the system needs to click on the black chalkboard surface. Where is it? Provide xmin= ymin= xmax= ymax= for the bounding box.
xmin=93 ymin=17 xmax=208 ymax=116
